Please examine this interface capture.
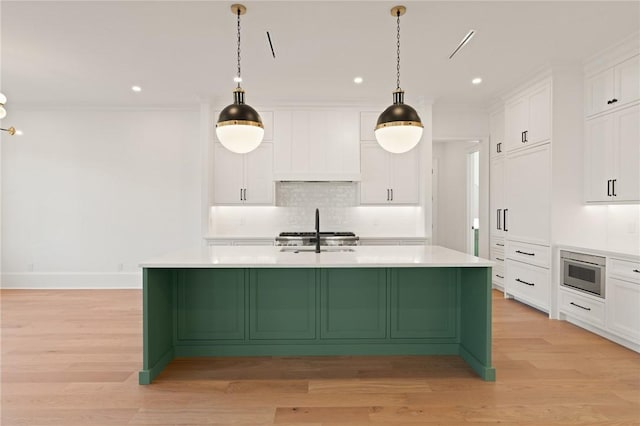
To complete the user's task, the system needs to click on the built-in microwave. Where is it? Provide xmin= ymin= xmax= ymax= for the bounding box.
xmin=560 ymin=250 xmax=606 ymax=298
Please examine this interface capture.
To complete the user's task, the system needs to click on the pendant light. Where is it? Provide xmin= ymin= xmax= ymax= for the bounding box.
xmin=375 ymin=5 xmax=423 ymax=154
xmin=216 ymin=4 xmax=264 ymax=154
xmin=0 ymin=92 xmax=18 ymax=136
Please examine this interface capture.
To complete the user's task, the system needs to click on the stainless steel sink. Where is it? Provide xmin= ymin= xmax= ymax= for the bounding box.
xmin=279 ymin=247 xmax=355 ymax=253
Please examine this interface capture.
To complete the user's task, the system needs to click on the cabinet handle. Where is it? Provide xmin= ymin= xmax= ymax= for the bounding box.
xmin=243 ymin=188 xmax=247 ymax=201
xmin=612 ymin=179 xmax=617 ymax=197
xmin=611 ymin=98 xmax=618 ymax=104
xmin=497 ymin=209 xmax=502 ymax=230
xmin=524 ymin=130 xmax=528 ymax=142
xmin=521 ymin=131 xmax=525 ymax=143
xmin=607 ymin=179 xmax=612 ymax=197
xmin=390 ymin=188 xmax=394 ymax=201
xmin=516 ymin=278 xmax=534 ymax=286
xmin=497 ymin=142 xmax=502 ymax=153
xmin=633 ymin=269 xmax=640 ymax=274
xmin=515 ymin=250 xmax=535 ymax=256
xmin=386 ymin=189 xmax=390 ymax=201
xmin=570 ymin=302 xmax=591 ymax=311
xmin=496 ymin=274 xmax=504 ymax=279
xmin=503 ymin=209 xmax=508 ymax=232
xmin=240 ymin=188 xmax=244 ymax=201
xmin=496 ymin=243 xmax=504 ymax=247
xmin=496 ymin=257 xmax=504 ymax=262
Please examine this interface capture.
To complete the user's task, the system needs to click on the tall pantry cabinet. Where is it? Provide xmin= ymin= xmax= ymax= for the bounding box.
xmin=490 ymin=78 xmax=552 ymax=312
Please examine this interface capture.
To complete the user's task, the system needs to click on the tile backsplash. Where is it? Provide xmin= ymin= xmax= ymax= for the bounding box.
xmin=275 ymin=181 xmax=358 ymax=208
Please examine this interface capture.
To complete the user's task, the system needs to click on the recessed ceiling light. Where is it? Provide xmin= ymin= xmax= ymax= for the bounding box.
xmin=131 ymin=85 xmax=142 ymax=92
xmin=472 ymin=77 xmax=483 ymax=85
xmin=353 ymin=76 xmax=364 ymax=84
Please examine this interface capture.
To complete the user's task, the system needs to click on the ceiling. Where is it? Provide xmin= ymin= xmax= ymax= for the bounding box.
xmin=2 ymin=1 xmax=639 ymax=108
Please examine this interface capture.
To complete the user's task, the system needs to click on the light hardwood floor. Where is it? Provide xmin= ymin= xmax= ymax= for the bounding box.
xmin=1 ymin=289 xmax=639 ymax=425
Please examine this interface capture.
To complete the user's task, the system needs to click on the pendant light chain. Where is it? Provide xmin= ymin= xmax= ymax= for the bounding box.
xmin=236 ymin=8 xmax=241 ymax=88
xmin=396 ymin=10 xmax=401 ymax=90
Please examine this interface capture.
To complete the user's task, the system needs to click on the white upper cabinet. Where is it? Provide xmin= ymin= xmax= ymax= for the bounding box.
xmin=213 ymin=142 xmax=273 ymax=205
xmin=360 ymin=111 xmax=379 ymax=141
xmin=273 ymin=110 xmax=360 ymax=181
xmin=490 ymin=110 xmax=505 ymax=158
xmin=504 ymin=80 xmax=552 ymax=153
xmin=504 ymin=143 xmax=551 ymax=245
xmin=585 ymin=104 xmax=640 ymax=203
xmin=360 ymin=143 xmax=419 ymax=205
xmin=586 ymin=55 xmax=640 ymax=117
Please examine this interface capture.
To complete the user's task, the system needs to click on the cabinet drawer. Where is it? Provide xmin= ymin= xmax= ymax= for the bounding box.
xmin=490 ymin=248 xmax=505 ymax=264
xmin=506 ymin=260 xmax=550 ymax=311
xmin=609 ymin=258 xmax=640 ymax=284
xmin=506 ymin=241 xmax=550 ymax=268
xmin=559 ymin=289 xmax=605 ymax=328
xmin=492 ymin=264 xmax=505 ymax=286
xmin=491 ymin=237 xmax=505 ymax=250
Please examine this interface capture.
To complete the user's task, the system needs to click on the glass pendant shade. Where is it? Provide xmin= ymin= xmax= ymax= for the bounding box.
xmin=0 ymin=106 xmax=6 ymax=120
xmin=216 ymin=89 xmax=264 ymax=154
xmin=375 ymin=90 xmax=423 ymax=154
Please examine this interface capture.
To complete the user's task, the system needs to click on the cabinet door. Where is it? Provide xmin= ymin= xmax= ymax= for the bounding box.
xmin=360 ymin=143 xmax=391 ymax=204
xmin=490 ymin=110 xmax=505 ymax=158
xmin=213 ymin=142 xmax=245 ymax=205
xmin=390 ymin=148 xmax=419 ymax=204
xmin=505 ymin=144 xmax=551 ymax=244
xmin=177 ymin=269 xmax=245 ymax=340
xmin=360 ymin=111 xmax=379 ymax=141
xmin=249 ymin=269 xmax=316 ymax=340
xmin=320 ymin=269 xmax=387 ymax=339
xmin=586 ymin=68 xmax=615 ymax=117
xmin=505 ymin=97 xmax=529 ymax=152
xmin=244 ymin=143 xmax=274 ymax=205
xmin=585 ymin=114 xmax=615 ymax=202
xmin=490 ymin=158 xmax=505 ymax=238
xmin=607 ymin=277 xmax=640 ymax=342
xmin=613 ymin=105 xmax=640 ymax=202
xmin=527 ymin=84 xmax=552 ymax=145
xmin=614 ymin=55 xmax=640 ymax=109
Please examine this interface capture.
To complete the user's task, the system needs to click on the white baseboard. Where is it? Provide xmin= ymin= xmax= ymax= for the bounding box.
xmin=1 ymin=272 xmax=142 ymax=289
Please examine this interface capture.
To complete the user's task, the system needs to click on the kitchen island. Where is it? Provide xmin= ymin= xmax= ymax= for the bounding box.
xmin=139 ymin=245 xmax=495 ymax=384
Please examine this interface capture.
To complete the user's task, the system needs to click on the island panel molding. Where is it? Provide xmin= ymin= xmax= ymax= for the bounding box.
xmin=138 ymin=249 xmax=495 ymax=384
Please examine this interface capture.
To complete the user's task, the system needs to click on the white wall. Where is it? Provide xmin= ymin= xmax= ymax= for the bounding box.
xmin=551 ymin=65 xmax=640 ymax=255
xmin=433 ymin=104 xmax=489 ymax=140
xmin=1 ymin=108 xmax=201 ymax=288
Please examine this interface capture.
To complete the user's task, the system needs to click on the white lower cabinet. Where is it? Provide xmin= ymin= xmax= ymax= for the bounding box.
xmin=606 ymin=276 xmax=640 ymax=342
xmin=505 ymin=259 xmax=550 ymax=312
xmin=490 ymin=248 xmax=505 ymax=288
xmin=559 ymin=289 xmax=605 ymax=328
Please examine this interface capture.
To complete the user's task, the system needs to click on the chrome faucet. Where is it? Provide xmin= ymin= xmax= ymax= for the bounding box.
xmin=315 ymin=208 xmax=320 ymax=253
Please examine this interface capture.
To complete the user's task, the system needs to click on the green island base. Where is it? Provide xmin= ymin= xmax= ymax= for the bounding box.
xmin=139 ymin=267 xmax=495 ymax=384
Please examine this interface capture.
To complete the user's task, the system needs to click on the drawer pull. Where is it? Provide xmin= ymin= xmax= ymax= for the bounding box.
xmin=495 ymin=274 xmax=504 ymax=279
xmin=496 ymin=243 xmax=504 ymax=247
xmin=516 ymin=278 xmax=535 ymax=286
xmin=570 ymin=302 xmax=591 ymax=311
xmin=516 ymin=250 xmax=535 ymax=256
xmin=633 ymin=269 xmax=640 ymax=274
xmin=496 ymin=257 xmax=504 ymax=262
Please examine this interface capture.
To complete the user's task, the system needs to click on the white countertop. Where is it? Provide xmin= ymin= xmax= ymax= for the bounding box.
xmin=140 ymin=245 xmax=493 ymax=268
xmin=555 ymin=244 xmax=640 ymax=262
